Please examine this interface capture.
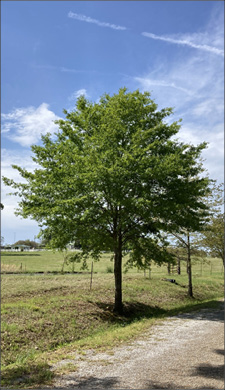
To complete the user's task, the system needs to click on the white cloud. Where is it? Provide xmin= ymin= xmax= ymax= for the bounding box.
xmin=2 ymin=103 xmax=61 ymax=147
xmin=142 ymin=32 xmax=224 ymax=57
xmin=1 ymin=149 xmax=39 ymax=210
xmin=68 ymin=11 xmax=127 ymax=31
xmin=1 ymin=149 xmax=40 ymax=242
xmin=68 ymin=89 xmax=89 ymax=101
xmin=177 ymin=123 xmax=224 ymax=183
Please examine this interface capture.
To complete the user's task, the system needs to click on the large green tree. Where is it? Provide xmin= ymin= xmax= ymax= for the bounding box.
xmin=3 ymin=88 xmax=210 ymax=313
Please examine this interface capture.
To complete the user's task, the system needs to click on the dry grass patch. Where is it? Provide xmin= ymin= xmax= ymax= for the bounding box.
xmin=1 ymin=263 xmax=20 ymax=272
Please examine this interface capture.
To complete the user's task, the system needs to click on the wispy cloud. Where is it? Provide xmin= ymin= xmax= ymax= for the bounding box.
xmin=68 ymin=89 xmax=89 ymax=101
xmin=32 ymin=64 xmax=96 ymax=74
xmin=142 ymin=32 xmax=224 ymax=57
xmin=60 ymin=67 xmax=94 ymax=74
xmin=133 ymin=8 xmax=224 ymax=184
xmin=134 ymin=56 xmax=224 ymax=183
xmin=2 ymin=103 xmax=60 ymax=147
xmin=68 ymin=11 xmax=127 ymax=31
xmin=134 ymin=77 xmax=192 ymax=95
xmin=133 ymin=34 xmax=223 ymax=113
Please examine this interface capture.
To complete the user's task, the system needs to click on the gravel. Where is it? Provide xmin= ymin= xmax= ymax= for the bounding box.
xmin=51 ymin=302 xmax=224 ymax=389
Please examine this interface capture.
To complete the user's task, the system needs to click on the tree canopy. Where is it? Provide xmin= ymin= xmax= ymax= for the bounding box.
xmin=13 ymin=239 xmax=39 ymax=249
xmin=3 ymin=88 xmax=211 ymax=312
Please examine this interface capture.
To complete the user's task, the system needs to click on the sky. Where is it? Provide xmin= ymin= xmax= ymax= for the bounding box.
xmin=1 ymin=1 xmax=224 ymax=245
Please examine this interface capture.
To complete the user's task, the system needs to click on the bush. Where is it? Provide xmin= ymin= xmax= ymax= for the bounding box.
xmin=106 ymin=265 xmax=113 ymax=273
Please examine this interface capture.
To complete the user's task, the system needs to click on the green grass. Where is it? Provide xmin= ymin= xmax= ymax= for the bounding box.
xmin=1 ymin=251 xmax=224 ymax=388
xmin=2 ymin=250 xmax=223 ymax=275
xmin=1 ymin=250 xmax=116 ymax=273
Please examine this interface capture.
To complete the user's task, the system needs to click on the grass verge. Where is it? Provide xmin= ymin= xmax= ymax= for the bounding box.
xmin=1 ymin=270 xmax=224 ymax=388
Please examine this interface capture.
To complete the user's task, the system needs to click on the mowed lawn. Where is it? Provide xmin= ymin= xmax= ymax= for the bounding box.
xmin=1 ymin=251 xmax=224 ymax=388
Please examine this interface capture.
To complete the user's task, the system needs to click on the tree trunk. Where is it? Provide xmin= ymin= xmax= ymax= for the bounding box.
xmin=113 ymin=232 xmax=123 ymax=314
xmin=177 ymin=257 xmax=181 ymax=275
xmin=187 ymin=232 xmax=193 ymax=297
xmin=167 ymin=263 xmax=171 ymax=274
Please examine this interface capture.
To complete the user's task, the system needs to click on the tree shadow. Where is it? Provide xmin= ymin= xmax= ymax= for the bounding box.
xmin=192 ymin=363 xmax=224 ymax=381
xmin=50 ymin=375 xmax=120 ymax=389
xmin=93 ymin=299 xmax=224 ymax=325
xmin=144 ymin=379 xmax=221 ymax=389
xmin=214 ymin=349 xmax=224 ymax=355
xmin=94 ymin=301 xmax=167 ymax=324
xmin=171 ymin=302 xmax=224 ymax=322
xmin=1 ymin=362 xmax=53 ymax=388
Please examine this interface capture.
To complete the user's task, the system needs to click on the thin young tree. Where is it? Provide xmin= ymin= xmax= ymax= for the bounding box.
xmin=198 ymin=183 xmax=224 ymax=265
xmin=170 ymin=231 xmax=195 ymax=297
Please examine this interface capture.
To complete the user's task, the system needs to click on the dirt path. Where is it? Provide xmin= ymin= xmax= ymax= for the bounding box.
xmin=52 ymin=302 xmax=224 ymax=389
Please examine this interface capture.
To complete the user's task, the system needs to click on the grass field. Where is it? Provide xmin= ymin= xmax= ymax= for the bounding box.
xmin=1 ymin=249 xmax=224 ymax=275
xmin=1 ymin=251 xmax=224 ymax=388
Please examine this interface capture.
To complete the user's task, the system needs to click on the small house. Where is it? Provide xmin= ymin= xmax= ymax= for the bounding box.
xmin=10 ymin=244 xmax=31 ymax=251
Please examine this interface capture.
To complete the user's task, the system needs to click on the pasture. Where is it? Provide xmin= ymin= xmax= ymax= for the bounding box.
xmin=1 ymin=249 xmax=224 ymax=275
xmin=1 ymin=250 xmax=224 ymax=388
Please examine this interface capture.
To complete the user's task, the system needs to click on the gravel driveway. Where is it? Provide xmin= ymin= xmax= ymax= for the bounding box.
xmin=52 ymin=302 xmax=224 ymax=389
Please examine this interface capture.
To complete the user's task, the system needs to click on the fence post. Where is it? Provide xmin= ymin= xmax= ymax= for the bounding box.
xmin=177 ymin=259 xmax=181 ymax=275
xmin=210 ymin=263 xmax=212 ymax=275
xmin=90 ymin=262 xmax=93 ymax=290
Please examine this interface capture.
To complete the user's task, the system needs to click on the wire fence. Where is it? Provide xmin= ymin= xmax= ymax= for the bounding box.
xmin=139 ymin=259 xmax=224 ymax=279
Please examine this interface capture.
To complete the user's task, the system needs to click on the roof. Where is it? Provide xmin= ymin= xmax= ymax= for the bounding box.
xmin=11 ymin=244 xmax=31 ymax=248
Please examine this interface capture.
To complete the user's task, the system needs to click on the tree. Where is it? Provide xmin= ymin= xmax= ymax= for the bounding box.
xmin=198 ymin=183 xmax=224 ymax=265
xmin=170 ymin=231 xmax=202 ymax=297
xmin=201 ymin=215 xmax=224 ymax=264
xmin=13 ymin=239 xmax=39 ymax=249
xmin=167 ymin=246 xmax=187 ymax=275
xmin=1 ymin=204 xmax=4 ymax=246
xmin=3 ymin=88 xmax=210 ymax=313
xmin=168 ymin=185 xmax=211 ymax=298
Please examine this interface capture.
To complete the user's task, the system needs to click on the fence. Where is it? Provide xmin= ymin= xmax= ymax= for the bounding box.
xmin=141 ymin=259 xmax=224 ymax=279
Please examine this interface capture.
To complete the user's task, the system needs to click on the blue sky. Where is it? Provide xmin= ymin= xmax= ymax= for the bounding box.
xmin=1 ymin=1 xmax=224 ymax=244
